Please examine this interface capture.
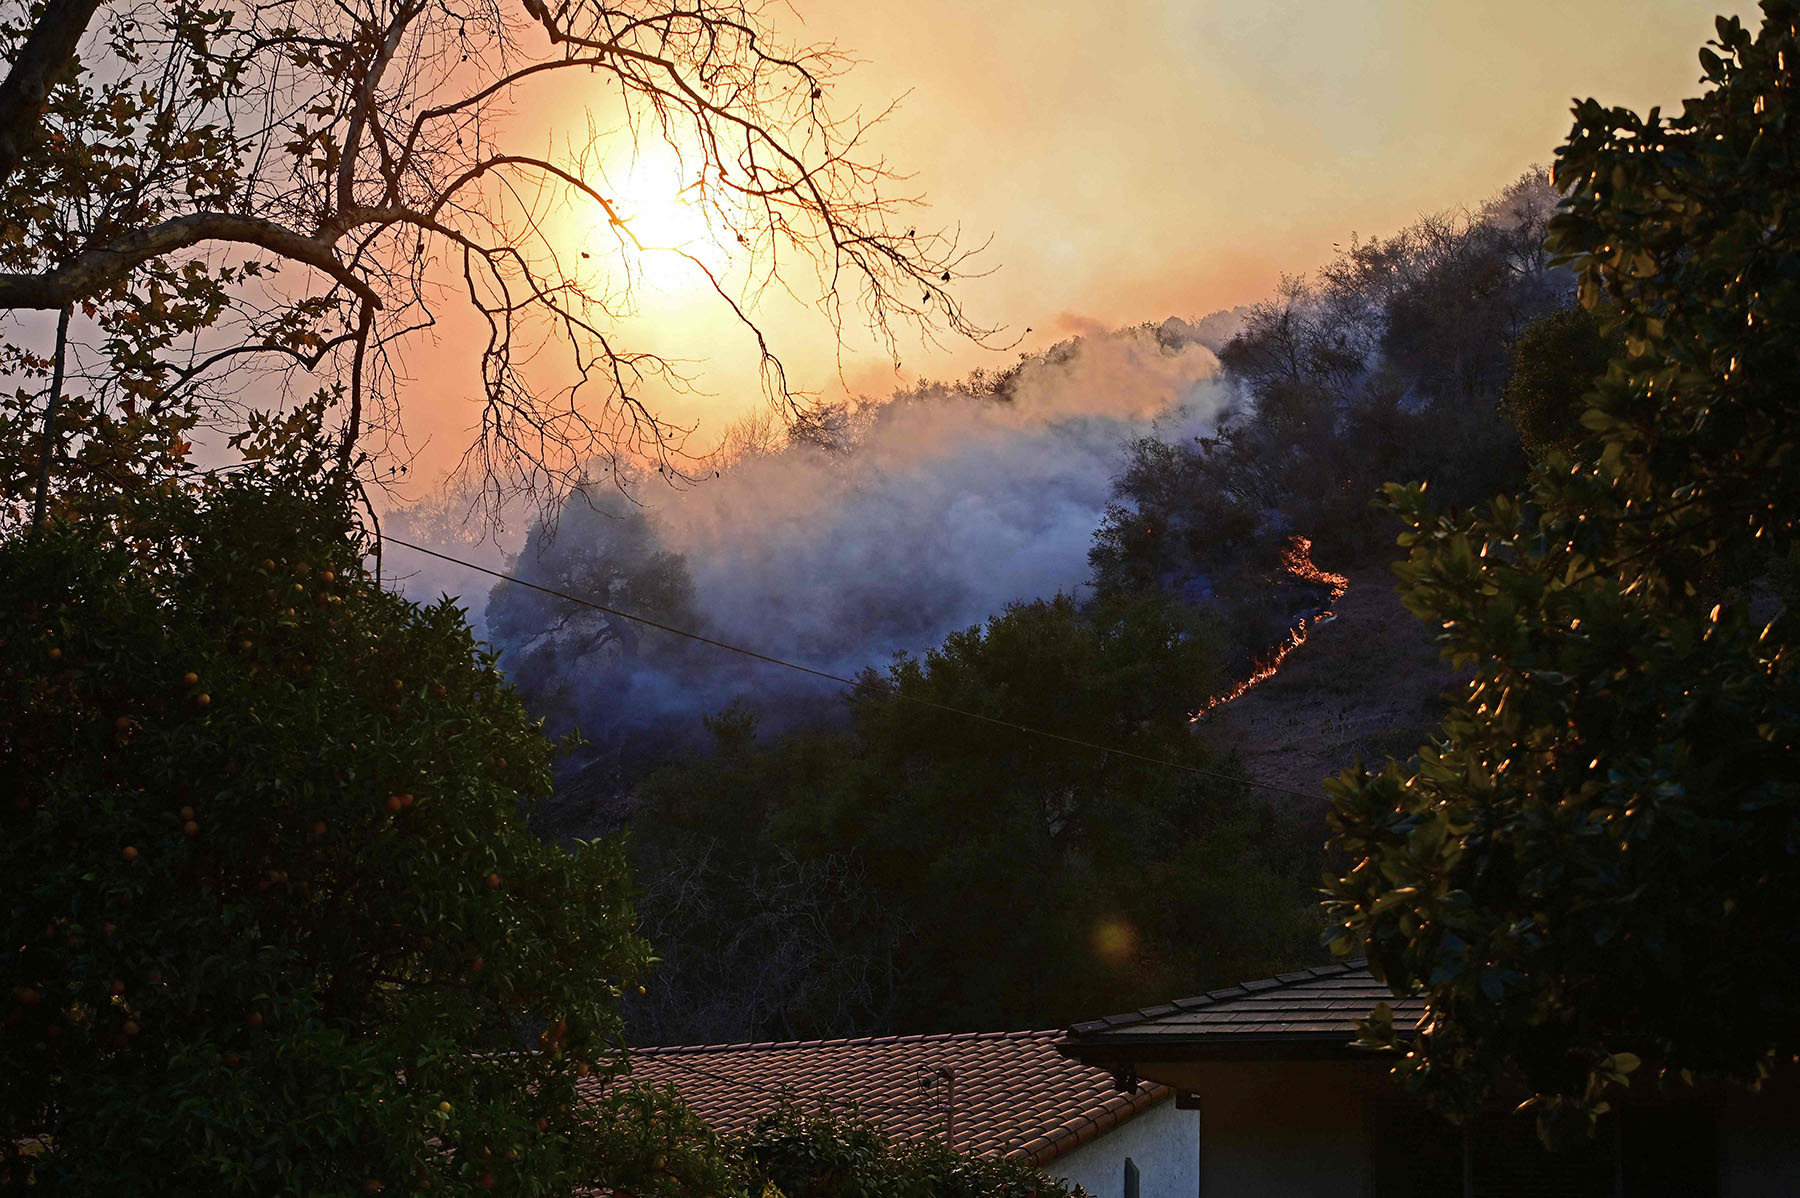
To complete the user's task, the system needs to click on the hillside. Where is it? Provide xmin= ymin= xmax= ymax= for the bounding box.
xmin=1197 ymin=566 xmax=1461 ymax=811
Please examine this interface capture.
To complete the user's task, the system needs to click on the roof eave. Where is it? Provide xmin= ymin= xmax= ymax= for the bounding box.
xmin=1057 ymin=1033 xmax=1412 ymax=1067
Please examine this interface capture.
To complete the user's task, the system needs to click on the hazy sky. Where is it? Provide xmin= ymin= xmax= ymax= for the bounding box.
xmin=394 ymin=0 xmax=1755 ymax=483
xmin=792 ymin=0 xmax=1751 ymax=356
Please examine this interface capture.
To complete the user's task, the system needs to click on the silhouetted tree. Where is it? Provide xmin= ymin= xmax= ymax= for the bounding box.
xmin=0 ymin=0 xmax=985 ymax=524
xmin=1326 ymin=4 xmax=1800 ymax=1144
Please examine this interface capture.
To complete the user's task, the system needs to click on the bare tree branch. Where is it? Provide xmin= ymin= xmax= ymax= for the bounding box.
xmin=0 ymin=0 xmax=995 ymax=526
xmin=0 ymin=212 xmax=381 ymax=309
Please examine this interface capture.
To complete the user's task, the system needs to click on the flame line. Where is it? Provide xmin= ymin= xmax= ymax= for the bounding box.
xmin=1193 ymin=537 xmax=1349 ymax=719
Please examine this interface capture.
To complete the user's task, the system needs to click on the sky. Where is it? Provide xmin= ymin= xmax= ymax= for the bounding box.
xmin=391 ymin=0 xmax=1754 ymax=485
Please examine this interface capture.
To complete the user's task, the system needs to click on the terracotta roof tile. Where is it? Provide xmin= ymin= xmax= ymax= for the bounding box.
xmin=586 ymin=1029 xmax=1168 ymax=1166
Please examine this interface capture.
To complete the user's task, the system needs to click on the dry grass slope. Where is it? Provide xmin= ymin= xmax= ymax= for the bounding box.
xmin=1199 ymin=567 xmax=1461 ymax=811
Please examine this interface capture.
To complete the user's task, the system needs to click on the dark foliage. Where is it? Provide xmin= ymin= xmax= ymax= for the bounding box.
xmin=0 ymin=467 xmax=731 ymax=1195
xmin=627 ymin=593 xmax=1322 ymax=1043
xmin=1325 ymin=2 xmax=1800 ymax=1144
xmin=734 ymin=1104 xmax=1084 ymax=1198
xmin=1500 ymin=304 xmax=1624 ymax=461
xmin=1091 ymin=171 xmax=1570 ymax=617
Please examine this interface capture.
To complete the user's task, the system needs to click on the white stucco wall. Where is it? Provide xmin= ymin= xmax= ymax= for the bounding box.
xmin=1050 ymin=1096 xmax=1198 ymax=1198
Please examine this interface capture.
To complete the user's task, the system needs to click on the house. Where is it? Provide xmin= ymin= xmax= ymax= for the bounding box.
xmin=1057 ymin=961 xmax=1800 ymax=1197
xmin=614 ymin=1028 xmax=1198 ymax=1197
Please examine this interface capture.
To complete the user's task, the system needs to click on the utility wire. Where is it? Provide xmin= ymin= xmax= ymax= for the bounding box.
xmin=385 ymin=535 xmax=1324 ymax=802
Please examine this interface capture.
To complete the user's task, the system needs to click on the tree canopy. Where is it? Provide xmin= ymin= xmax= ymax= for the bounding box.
xmin=628 ymin=592 xmax=1322 ymax=1043
xmin=0 ymin=464 xmax=732 ymax=1194
xmin=1090 ymin=170 xmax=1565 ymax=619
xmin=1325 ymin=3 xmax=1800 ymax=1142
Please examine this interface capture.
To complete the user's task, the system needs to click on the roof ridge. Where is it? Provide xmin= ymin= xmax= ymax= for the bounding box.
xmin=632 ymin=1028 xmax=1067 ymax=1056
xmin=1063 ymin=961 xmax=1367 ymax=1037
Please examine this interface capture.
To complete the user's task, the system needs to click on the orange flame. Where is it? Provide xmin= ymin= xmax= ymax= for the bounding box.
xmin=1193 ymin=537 xmax=1348 ymax=718
xmin=1278 ymin=535 xmax=1349 ymax=601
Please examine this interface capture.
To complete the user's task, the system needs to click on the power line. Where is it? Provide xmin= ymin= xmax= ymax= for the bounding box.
xmin=385 ymin=535 xmax=1324 ymax=802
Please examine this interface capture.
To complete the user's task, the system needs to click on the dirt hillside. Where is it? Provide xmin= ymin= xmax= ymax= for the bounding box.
xmin=1197 ymin=567 xmax=1463 ymax=811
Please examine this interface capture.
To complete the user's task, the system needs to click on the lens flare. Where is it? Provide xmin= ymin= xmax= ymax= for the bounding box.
xmin=1093 ymin=917 xmax=1140 ymax=967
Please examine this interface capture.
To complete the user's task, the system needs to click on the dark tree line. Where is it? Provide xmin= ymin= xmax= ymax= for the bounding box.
xmin=623 ymin=592 xmax=1323 ymax=1043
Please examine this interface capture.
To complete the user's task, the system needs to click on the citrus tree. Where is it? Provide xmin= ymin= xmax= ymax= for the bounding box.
xmin=0 ymin=464 xmax=734 ymax=1195
xmin=1325 ymin=3 xmax=1800 ymax=1141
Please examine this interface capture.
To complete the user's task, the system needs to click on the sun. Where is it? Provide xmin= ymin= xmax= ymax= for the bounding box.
xmin=580 ymin=150 xmax=738 ymax=299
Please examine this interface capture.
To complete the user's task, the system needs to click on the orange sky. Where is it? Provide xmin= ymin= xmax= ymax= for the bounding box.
xmin=390 ymin=0 xmax=1754 ymax=486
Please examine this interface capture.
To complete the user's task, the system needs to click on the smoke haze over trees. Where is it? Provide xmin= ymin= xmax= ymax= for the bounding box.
xmin=484 ymin=321 xmax=1238 ymax=805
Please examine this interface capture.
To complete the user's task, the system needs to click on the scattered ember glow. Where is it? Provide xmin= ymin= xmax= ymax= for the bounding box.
xmin=1193 ymin=537 xmax=1349 ymax=719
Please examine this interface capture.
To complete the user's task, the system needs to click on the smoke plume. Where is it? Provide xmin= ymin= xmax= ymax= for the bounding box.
xmin=471 ymin=316 xmax=1243 ymax=779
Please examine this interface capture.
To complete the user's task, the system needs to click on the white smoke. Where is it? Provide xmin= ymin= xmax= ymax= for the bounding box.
xmin=661 ymin=324 xmax=1232 ymax=679
xmin=420 ymin=315 xmax=1243 ymax=758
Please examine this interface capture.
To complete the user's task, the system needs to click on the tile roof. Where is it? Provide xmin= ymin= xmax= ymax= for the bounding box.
xmin=589 ymin=1029 xmax=1169 ymax=1166
xmin=1059 ymin=961 xmax=1424 ymax=1061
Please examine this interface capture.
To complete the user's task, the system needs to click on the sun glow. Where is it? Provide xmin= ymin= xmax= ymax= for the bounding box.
xmin=576 ymin=149 xmax=739 ymax=301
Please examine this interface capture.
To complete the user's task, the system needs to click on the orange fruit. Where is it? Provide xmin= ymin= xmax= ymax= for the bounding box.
xmin=245 ymin=1011 xmax=263 ymax=1029
xmin=194 ymin=693 xmax=211 ymax=708
xmin=311 ymin=820 xmax=327 ymax=837
xmin=122 ymin=1020 xmax=140 ymax=1036
xmin=183 ymin=821 xmax=199 ymax=836
xmin=485 ymin=872 xmax=502 ymax=889
xmin=47 ymin=647 xmax=61 ymax=661
xmin=437 ymin=1100 xmax=452 ymax=1114
xmin=178 ymin=806 xmax=194 ymax=821
xmin=386 ymin=796 xmax=404 ymax=812
xmin=121 ymin=846 xmax=138 ymax=862
xmin=182 ymin=672 xmax=198 ymax=686
xmin=114 ymin=715 xmax=132 ymax=731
